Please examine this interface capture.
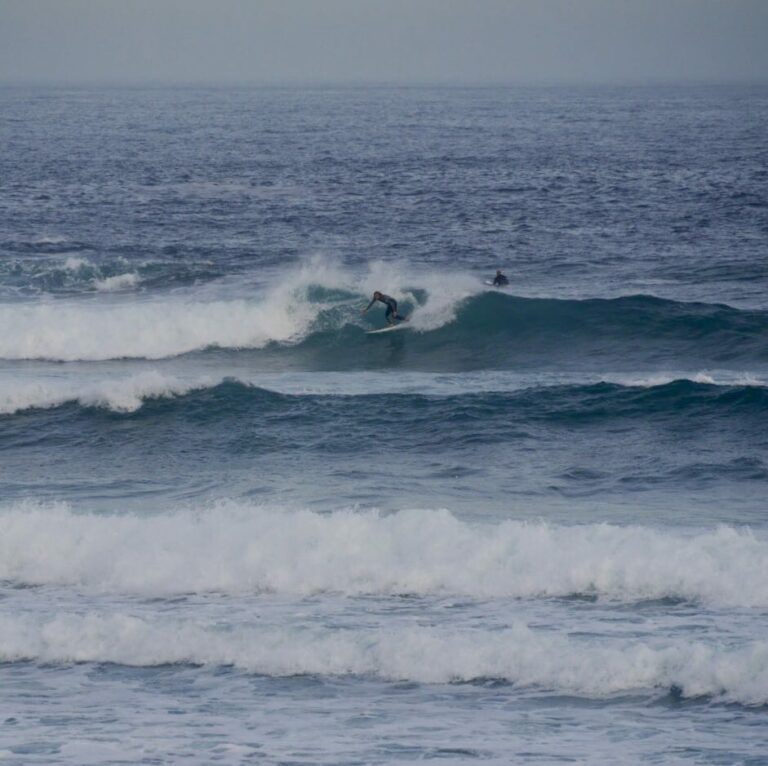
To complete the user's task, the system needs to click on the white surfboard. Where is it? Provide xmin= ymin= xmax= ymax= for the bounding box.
xmin=366 ymin=321 xmax=410 ymax=335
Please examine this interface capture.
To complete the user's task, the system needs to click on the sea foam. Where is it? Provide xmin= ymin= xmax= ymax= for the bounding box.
xmin=0 ymin=371 xmax=207 ymax=414
xmin=93 ymin=272 xmax=141 ymax=292
xmin=0 ymin=296 xmax=314 ymax=361
xmin=2 ymin=612 xmax=767 ymax=704
xmin=1 ymin=502 xmax=766 ymax=606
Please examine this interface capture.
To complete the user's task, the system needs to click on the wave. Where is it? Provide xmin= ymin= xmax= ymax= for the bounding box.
xmin=0 ymin=369 xmax=768 ymax=415
xmin=2 ymin=503 xmax=767 ymax=606
xmin=0 ymin=286 xmax=766 ymax=366
xmin=3 ymin=377 xmax=766 ymax=441
xmin=1 ymin=612 xmax=767 ymax=704
xmin=0 ymin=257 xmax=474 ymax=360
xmin=0 ymin=371 xmax=208 ymax=414
xmin=0 ymin=296 xmax=312 ymax=361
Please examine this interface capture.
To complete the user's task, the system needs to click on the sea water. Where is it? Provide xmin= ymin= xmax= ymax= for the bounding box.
xmin=1 ymin=85 xmax=767 ymax=764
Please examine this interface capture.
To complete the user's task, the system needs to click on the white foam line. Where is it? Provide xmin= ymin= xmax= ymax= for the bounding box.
xmin=0 ymin=371 xmax=210 ymax=414
xmin=1 ymin=613 xmax=767 ymax=704
xmin=1 ymin=503 xmax=767 ymax=606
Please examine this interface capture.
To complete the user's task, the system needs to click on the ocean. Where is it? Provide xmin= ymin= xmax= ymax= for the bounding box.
xmin=1 ymin=84 xmax=767 ymax=764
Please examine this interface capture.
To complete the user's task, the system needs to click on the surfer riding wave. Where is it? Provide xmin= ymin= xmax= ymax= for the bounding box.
xmin=362 ymin=291 xmax=406 ymax=326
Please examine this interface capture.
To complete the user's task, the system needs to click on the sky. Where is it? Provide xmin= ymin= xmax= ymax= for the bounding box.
xmin=1 ymin=0 xmax=767 ymax=85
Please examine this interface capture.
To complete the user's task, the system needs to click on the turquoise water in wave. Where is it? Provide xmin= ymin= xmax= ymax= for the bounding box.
xmin=1 ymin=85 xmax=768 ymax=765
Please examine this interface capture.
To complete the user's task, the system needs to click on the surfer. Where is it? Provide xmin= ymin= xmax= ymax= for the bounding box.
xmin=362 ymin=291 xmax=405 ymax=325
xmin=492 ymin=269 xmax=509 ymax=287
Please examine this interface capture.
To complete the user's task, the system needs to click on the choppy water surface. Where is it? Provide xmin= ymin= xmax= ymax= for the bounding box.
xmin=1 ymin=85 xmax=768 ymax=765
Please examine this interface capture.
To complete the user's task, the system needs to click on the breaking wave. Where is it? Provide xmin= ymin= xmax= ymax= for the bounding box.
xmin=2 ymin=503 xmax=767 ymax=606
xmin=0 ymin=371 xmax=207 ymax=414
xmin=2 ymin=613 xmax=767 ymax=704
xmin=0 ymin=286 xmax=766 ymax=367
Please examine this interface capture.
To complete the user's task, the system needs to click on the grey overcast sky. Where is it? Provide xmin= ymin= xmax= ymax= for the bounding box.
xmin=1 ymin=0 xmax=767 ymax=85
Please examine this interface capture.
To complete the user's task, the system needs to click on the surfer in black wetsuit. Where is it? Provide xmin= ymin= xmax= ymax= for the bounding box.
xmin=362 ymin=291 xmax=405 ymax=325
xmin=492 ymin=269 xmax=509 ymax=287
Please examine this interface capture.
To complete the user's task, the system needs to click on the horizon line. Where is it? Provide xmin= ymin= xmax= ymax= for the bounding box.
xmin=2 ymin=77 xmax=767 ymax=89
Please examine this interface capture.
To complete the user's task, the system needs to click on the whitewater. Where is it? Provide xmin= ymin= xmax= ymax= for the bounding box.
xmin=1 ymin=84 xmax=767 ymax=765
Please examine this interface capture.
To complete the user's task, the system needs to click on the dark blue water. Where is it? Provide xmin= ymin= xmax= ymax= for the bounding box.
xmin=1 ymin=85 xmax=768 ymax=765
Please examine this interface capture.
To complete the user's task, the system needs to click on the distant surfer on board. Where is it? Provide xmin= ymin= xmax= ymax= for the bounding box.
xmin=361 ymin=291 xmax=406 ymax=326
xmin=492 ymin=269 xmax=509 ymax=287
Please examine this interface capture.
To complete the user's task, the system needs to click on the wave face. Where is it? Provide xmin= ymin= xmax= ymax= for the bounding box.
xmin=4 ymin=377 xmax=766 ymax=432
xmin=1 ymin=291 xmax=767 ymax=367
xmin=286 ymin=293 xmax=768 ymax=372
xmin=2 ymin=503 xmax=767 ymax=606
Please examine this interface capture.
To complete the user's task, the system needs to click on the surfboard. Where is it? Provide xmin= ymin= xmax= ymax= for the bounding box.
xmin=366 ymin=320 xmax=410 ymax=335
xmin=484 ymin=280 xmax=508 ymax=287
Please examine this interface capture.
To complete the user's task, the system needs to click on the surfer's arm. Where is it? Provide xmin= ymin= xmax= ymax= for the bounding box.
xmin=362 ymin=298 xmax=376 ymax=313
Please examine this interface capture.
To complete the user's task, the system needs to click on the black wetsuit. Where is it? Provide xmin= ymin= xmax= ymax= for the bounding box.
xmin=493 ymin=274 xmax=509 ymax=287
xmin=367 ymin=293 xmax=399 ymax=322
xmin=380 ymin=294 xmax=399 ymax=321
